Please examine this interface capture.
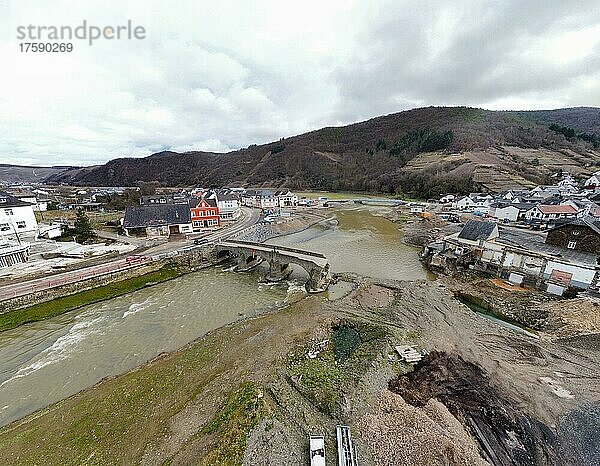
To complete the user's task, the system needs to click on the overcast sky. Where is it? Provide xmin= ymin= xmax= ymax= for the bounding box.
xmin=2 ymin=0 xmax=599 ymax=166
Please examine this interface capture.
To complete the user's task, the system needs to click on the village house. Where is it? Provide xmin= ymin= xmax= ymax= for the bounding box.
xmin=9 ymin=190 xmax=48 ymax=212
xmin=453 ymin=193 xmax=493 ymax=214
xmin=453 ymin=196 xmax=477 ymax=212
xmin=565 ymin=198 xmax=598 ymax=218
xmin=545 ymin=217 xmax=600 ymax=254
xmin=189 ymin=197 xmax=220 ymax=231
xmin=275 ymin=189 xmax=298 ymax=207
xmin=240 ymin=190 xmax=257 ymax=207
xmin=455 ymin=220 xmax=499 ymax=245
xmin=241 ymin=189 xmax=279 ymax=210
xmin=256 ymin=190 xmax=279 ymax=210
xmin=206 ymin=192 xmax=241 ymax=222
xmin=0 ymin=192 xmax=38 ymax=238
xmin=524 ymin=204 xmax=578 ymax=223
xmin=489 ymin=202 xmax=520 ymax=222
xmin=584 ymin=170 xmax=600 ymax=188
xmin=489 ymin=202 xmax=537 ymax=222
xmin=123 ymin=204 xmax=192 ymax=237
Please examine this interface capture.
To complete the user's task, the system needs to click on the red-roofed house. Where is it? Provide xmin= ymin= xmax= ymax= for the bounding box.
xmin=524 ymin=204 xmax=578 ymax=222
xmin=189 ymin=197 xmax=220 ymax=231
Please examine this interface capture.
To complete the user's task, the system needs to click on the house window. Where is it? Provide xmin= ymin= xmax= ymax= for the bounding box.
xmin=567 ymin=241 xmax=577 ymax=249
xmin=4 ymin=209 xmax=13 ymax=216
xmin=16 ymin=221 xmax=26 ymax=229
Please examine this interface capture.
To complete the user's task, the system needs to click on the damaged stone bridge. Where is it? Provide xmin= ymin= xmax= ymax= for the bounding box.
xmin=215 ymin=240 xmax=331 ymax=292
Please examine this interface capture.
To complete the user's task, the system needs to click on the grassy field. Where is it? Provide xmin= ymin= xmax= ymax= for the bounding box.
xmin=197 ymin=382 xmax=268 ymax=465
xmin=287 ymin=320 xmax=389 ymax=414
xmin=0 ymin=265 xmax=183 ymax=333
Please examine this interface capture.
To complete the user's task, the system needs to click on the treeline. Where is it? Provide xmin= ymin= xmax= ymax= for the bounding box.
xmin=310 ymin=170 xmax=474 ymax=199
xmin=549 ymin=124 xmax=599 ymax=148
xmin=396 ymin=172 xmax=474 ymax=199
xmin=389 ymin=129 xmax=453 ymax=161
xmin=95 ymin=182 xmax=159 ymax=210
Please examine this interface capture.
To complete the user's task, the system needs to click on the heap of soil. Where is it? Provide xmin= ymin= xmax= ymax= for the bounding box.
xmin=389 ymin=351 xmax=576 ymax=466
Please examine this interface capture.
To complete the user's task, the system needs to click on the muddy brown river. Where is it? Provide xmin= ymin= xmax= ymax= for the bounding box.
xmin=0 ymin=206 xmax=429 ymax=427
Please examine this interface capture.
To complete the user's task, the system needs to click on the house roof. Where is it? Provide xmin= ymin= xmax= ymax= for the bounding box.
xmin=123 ymin=204 xmax=191 ymax=229
xmin=513 ymin=202 xmax=537 ymax=211
xmin=549 ymin=216 xmax=600 ymax=236
xmin=189 ymin=197 xmax=217 ymax=208
xmin=0 ymin=191 xmax=34 ymax=208
xmin=458 ymin=220 xmax=497 ymax=241
xmin=537 ymin=204 xmax=578 ymax=214
xmin=215 ymin=193 xmax=239 ymax=201
xmin=490 ymin=201 xmax=515 ymax=209
xmin=256 ymin=189 xmax=275 ymax=197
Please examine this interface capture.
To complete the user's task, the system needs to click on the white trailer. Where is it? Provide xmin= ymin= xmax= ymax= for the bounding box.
xmin=310 ymin=435 xmax=326 ymax=466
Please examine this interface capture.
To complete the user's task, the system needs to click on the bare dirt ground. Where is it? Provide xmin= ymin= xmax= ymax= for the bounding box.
xmin=384 ymin=207 xmax=453 ymax=247
xmin=443 ymin=275 xmax=600 ymax=339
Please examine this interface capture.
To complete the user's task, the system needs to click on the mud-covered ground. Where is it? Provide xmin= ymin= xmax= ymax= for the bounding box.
xmin=385 ymin=207 xmax=452 ymax=247
xmin=2 ymin=277 xmax=597 ymax=465
xmin=443 ymin=274 xmax=600 ymax=340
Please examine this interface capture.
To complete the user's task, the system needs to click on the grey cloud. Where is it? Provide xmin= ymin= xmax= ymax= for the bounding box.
xmin=1 ymin=0 xmax=599 ymax=166
xmin=332 ymin=0 xmax=600 ymax=119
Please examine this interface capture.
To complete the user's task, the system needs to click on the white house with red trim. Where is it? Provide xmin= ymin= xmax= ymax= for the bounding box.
xmin=524 ymin=204 xmax=578 ymax=222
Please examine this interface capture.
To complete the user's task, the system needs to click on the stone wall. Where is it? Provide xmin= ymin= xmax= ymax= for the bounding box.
xmin=0 ymin=245 xmax=222 ymax=315
xmin=0 ymin=260 xmax=166 ymax=314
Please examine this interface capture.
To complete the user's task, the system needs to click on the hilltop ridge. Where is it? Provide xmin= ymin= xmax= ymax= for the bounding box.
xmin=38 ymin=106 xmax=600 ymax=196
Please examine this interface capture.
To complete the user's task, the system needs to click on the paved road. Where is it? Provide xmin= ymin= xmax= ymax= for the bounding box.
xmin=0 ymin=208 xmax=260 ymax=302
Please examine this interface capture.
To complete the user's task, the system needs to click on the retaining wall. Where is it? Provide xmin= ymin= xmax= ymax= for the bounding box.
xmin=0 ymin=260 xmax=167 ymax=314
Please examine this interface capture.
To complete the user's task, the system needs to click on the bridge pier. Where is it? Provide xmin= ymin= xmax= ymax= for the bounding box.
xmin=266 ymin=258 xmax=291 ymax=282
xmin=234 ymin=250 xmax=263 ymax=272
xmin=306 ymin=263 xmax=331 ymax=293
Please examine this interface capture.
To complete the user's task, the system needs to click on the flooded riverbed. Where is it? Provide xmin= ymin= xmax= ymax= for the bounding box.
xmin=268 ymin=205 xmax=432 ymax=281
xmin=0 ymin=267 xmax=288 ymax=427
